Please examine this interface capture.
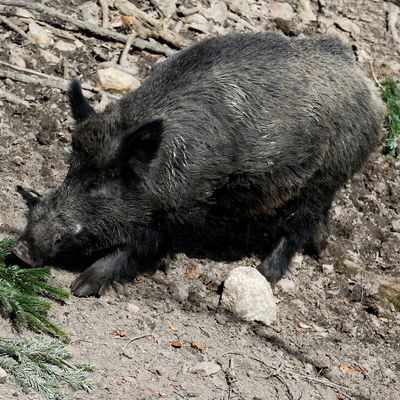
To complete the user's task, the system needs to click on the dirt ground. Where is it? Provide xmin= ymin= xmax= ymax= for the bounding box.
xmin=0 ymin=0 xmax=399 ymax=399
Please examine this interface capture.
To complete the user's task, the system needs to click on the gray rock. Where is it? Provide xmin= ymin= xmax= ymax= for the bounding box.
xmin=55 ymin=40 xmax=76 ymax=52
xmin=8 ymin=53 xmax=26 ymax=68
xmin=335 ymin=17 xmax=360 ymax=37
xmin=392 ymin=219 xmax=400 ymax=232
xmin=0 ymin=367 xmax=7 ymax=384
xmin=269 ymin=2 xmax=295 ymax=21
xmin=29 ymin=21 xmax=53 ymax=48
xmin=80 ymin=1 xmax=100 ymax=26
xmin=153 ymin=0 xmax=177 ymax=19
xmin=221 ymin=266 xmax=277 ymax=325
xmin=192 ymin=361 xmax=221 ymax=376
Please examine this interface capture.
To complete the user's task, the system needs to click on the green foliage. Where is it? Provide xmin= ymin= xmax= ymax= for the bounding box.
xmin=0 ymin=336 xmax=93 ymax=400
xmin=0 ymin=238 xmax=69 ymax=340
xmin=380 ymin=78 xmax=400 ymax=157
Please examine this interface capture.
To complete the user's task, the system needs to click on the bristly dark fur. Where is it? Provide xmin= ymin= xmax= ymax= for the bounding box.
xmin=17 ymin=32 xmax=385 ymax=296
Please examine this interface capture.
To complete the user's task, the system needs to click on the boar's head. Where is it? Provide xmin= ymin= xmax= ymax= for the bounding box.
xmin=14 ymin=80 xmax=163 ymax=267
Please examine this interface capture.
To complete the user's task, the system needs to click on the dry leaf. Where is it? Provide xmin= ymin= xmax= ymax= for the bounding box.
xmin=191 ymin=340 xmax=206 ymax=352
xmin=170 ymin=339 xmax=182 ymax=348
xmin=120 ymin=15 xmax=135 ymax=30
xmin=339 ymin=363 xmax=366 ymax=374
xmin=186 ymin=265 xmax=198 ymax=278
xmin=113 ymin=329 xmax=128 ymax=337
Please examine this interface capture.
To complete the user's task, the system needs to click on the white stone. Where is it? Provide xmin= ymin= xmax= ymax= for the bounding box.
xmin=392 ymin=219 xmax=400 ymax=232
xmin=29 ymin=21 xmax=53 ymax=48
xmin=269 ymin=2 xmax=295 ymax=21
xmin=276 ymin=278 xmax=296 ymax=293
xmin=192 ymin=361 xmax=221 ymax=376
xmin=39 ymin=49 xmax=61 ymax=64
xmin=221 ymin=266 xmax=277 ymax=326
xmin=126 ymin=302 xmax=140 ymax=313
xmin=298 ymin=0 xmax=316 ymax=24
xmin=55 ymin=40 xmax=76 ymax=52
xmin=322 ymin=264 xmax=334 ymax=274
xmin=96 ymin=67 xmax=140 ymax=91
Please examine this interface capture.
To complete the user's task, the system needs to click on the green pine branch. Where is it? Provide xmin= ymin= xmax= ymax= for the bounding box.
xmin=0 ymin=336 xmax=93 ymax=400
xmin=380 ymin=78 xmax=400 ymax=157
xmin=0 ymin=238 xmax=69 ymax=340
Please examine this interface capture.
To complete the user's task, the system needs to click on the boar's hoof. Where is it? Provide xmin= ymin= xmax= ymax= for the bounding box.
xmin=257 ymin=259 xmax=285 ymax=285
xmin=70 ymin=266 xmax=109 ymax=297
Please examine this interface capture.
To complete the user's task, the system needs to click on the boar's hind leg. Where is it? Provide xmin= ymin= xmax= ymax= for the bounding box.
xmin=258 ymin=183 xmax=335 ymax=283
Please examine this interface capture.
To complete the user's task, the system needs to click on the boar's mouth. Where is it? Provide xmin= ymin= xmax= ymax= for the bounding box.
xmin=12 ymin=240 xmax=37 ymax=266
xmin=12 ymin=240 xmax=126 ymax=270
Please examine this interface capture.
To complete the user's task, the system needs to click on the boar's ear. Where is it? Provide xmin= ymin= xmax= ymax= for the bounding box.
xmin=120 ymin=119 xmax=163 ymax=174
xmin=16 ymin=185 xmax=41 ymax=209
xmin=68 ymin=80 xmax=95 ymax=123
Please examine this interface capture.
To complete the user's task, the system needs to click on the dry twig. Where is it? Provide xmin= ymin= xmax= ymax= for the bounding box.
xmin=368 ymin=61 xmax=382 ymax=87
xmin=0 ymin=88 xmax=30 ymax=106
xmin=218 ymin=351 xmax=358 ymax=400
xmin=0 ymin=14 xmax=36 ymax=43
xmin=119 ymin=32 xmax=137 ymax=67
xmin=121 ymin=333 xmax=152 ymax=354
xmin=0 ymin=0 xmax=175 ymax=56
xmin=98 ymin=0 xmax=109 ymax=29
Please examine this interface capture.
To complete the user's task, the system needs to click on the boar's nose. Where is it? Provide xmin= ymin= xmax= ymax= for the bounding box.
xmin=12 ymin=240 xmax=40 ymax=267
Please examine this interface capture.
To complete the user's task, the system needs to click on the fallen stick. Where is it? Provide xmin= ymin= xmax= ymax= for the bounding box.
xmin=0 ymin=14 xmax=36 ymax=43
xmin=218 ymin=351 xmax=359 ymax=400
xmin=98 ymin=0 xmax=109 ymax=29
xmin=0 ymin=0 xmax=176 ymax=56
xmin=0 ymin=88 xmax=31 ymax=106
xmin=0 ymin=68 xmax=69 ymax=90
xmin=0 ymin=59 xmax=66 ymax=81
xmin=119 ymin=32 xmax=137 ymax=66
xmin=0 ymin=69 xmax=98 ymax=93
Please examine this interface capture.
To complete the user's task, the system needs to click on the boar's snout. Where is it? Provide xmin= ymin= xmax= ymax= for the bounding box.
xmin=12 ymin=240 xmax=43 ymax=267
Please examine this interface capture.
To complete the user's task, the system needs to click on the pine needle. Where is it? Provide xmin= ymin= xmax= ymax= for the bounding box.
xmin=0 ymin=336 xmax=93 ymax=400
xmin=0 ymin=238 xmax=69 ymax=340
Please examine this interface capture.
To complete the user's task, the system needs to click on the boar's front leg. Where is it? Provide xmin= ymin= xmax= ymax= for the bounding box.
xmin=70 ymin=249 xmax=131 ymax=297
xmin=71 ymin=226 xmax=170 ymax=297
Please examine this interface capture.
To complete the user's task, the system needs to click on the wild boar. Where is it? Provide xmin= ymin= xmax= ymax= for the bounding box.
xmin=13 ymin=32 xmax=385 ymax=296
